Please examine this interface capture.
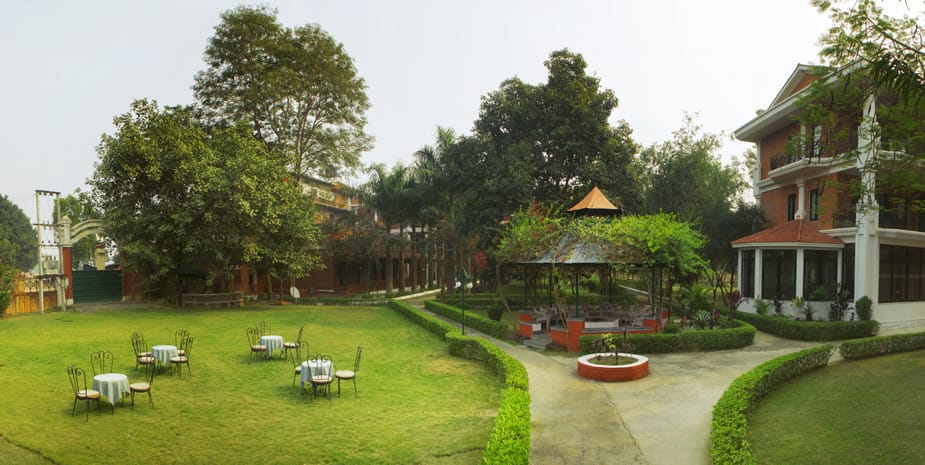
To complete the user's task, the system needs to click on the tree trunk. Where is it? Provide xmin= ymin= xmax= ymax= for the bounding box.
xmin=385 ymin=243 xmax=393 ymax=294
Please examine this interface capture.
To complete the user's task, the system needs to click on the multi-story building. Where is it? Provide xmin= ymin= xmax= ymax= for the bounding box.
xmin=732 ymin=63 xmax=925 ymax=323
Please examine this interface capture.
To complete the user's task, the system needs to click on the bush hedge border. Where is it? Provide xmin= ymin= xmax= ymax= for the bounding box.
xmin=839 ymin=331 xmax=925 ymax=360
xmin=425 ymin=300 xmax=510 ymax=339
xmin=389 ymin=300 xmax=530 ymax=465
xmin=710 ymin=344 xmax=835 ymax=465
xmin=577 ymin=319 xmax=756 ymax=354
xmin=729 ymin=310 xmax=878 ymax=341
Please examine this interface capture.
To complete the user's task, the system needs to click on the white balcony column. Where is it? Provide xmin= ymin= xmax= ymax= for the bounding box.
xmin=854 ymin=93 xmax=880 ymax=304
xmin=736 ymin=250 xmax=744 ymax=294
xmin=755 ymin=249 xmax=764 ymax=299
xmin=795 ymin=180 xmax=806 ymax=220
xmin=795 ymin=248 xmax=805 ymax=298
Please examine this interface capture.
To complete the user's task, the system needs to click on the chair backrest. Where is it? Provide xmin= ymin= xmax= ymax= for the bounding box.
xmin=131 ymin=332 xmax=144 ymax=355
xmin=246 ymin=327 xmax=260 ymax=346
xmin=319 ymin=355 xmax=333 ymax=377
xmin=175 ymin=328 xmax=189 ymax=347
xmin=291 ymin=341 xmax=308 ymax=368
xmin=91 ymin=351 xmax=113 ymax=375
xmin=352 ymin=346 xmax=363 ymax=373
xmin=67 ymin=365 xmax=83 ymax=394
xmin=141 ymin=360 xmax=156 ymax=385
xmin=136 ymin=339 xmax=149 ymax=358
xmin=182 ymin=337 xmax=193 ymax=357
xmin=295 ymin=325 xmax=304 ymax=344
xmin=257 ymin=321 xmax=270 ymax=337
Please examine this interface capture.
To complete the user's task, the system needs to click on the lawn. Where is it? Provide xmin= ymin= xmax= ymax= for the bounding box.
xmin=749 ymin=349 xmax=925 ymax=465
xmin=0 ymin=304 xmax=502 ymax=465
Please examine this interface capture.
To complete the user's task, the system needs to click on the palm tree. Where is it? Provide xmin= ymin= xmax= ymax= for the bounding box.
xmin=364 ymin=163 xmax=410 ymax=294
xmin=412 ymin=127 xmax=458 ymax=291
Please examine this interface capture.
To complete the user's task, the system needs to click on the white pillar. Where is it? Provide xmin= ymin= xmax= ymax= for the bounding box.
xmin=755 ymin=249 xmax=764 ymax=299
xmin=736 ymin=249 xmax=743 ymax=294
xmin=854 ymin=93 xmax=880 ymax=304
xmin=795 ymin=248 xmax=805 ymax=298
xmin=795 ymin=180 xmax=806 ymax=220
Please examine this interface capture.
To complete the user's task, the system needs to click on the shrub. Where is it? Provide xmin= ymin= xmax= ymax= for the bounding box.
xmin=390 ymin=300 xmax=530 ymax=465
xmin=730 ymin=308 xmax=878 ymax=341
xmin=578 ymin=320 xmax=756 ymax=354
xmin=426 ymin=300 xmax=509 ymax=339
xmin=487 ymin=304 xmax=504 ymax=321
xmin=839 ymin=332 xmax=925 ymax=360
xmin=855 ymin=296 xmax=873 ymax=321
xmin=753 ymin=298 xmax=770 ymax=315
xmin=663 ymin=321 xmax=680 ymax=333
xmin=0 ymin=262 xmax=15 ymax=315
xmin=710 ymin=345 xmax=835 ymax=465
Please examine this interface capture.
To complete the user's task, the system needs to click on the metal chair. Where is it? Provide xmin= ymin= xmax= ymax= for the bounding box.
xmin=67 ymin=365 xmax=101 ymax=421
xmin=170 ymin=337 xmax=193 ymax=378
xmin=309 ymin=354 xmax=334 ymax=403
xmin=291 ymin=341 xmax=309 ymax=391
xmin=336 ymin=346 xmax=362 ymax=398
xmin=131 ymin=332 xmax=151 ymax=357
xmin=175 ymin=328 xmax=190 ymax=356
xmin=134 ymin=339 xmax=156 ymax=372
xmin=246 ymin=327 xmax=267 ymax=363
xmin=256 ymin=321 xmax=270 ymax=337
xmin=283 ymin=325 xmax=304 ymax=363
xmin=90 ymin=351 xmax=113 ymax=376
xmin=126 ymin=361 xmax=155 ymax=409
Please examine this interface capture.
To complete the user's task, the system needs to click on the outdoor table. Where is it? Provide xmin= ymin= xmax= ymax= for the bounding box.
xmin=151 ymin=345 xmax=178 ymax=367
xmin=92 ymin=373 xmax=130 ymax=406
xmin=300 ymin=359 xmax=334 ymax=389
xmin=259 ymin=335 xmax=284 ymax=359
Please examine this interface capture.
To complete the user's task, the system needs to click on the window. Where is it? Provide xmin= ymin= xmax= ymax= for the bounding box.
xmin=787 ymin=194 xmax=797 ymax=221
xmin=879 ymin=245 xmax=925 ymax=302
xmin=809 ymin=189 xmax=820 ymax=221
xmin=741 ymin=250 xmax=755 ymax=298
xmin=803 ymin=250 xmax=838 ymax=297
xmin=761 ymin=249 xmax=796 ymax=300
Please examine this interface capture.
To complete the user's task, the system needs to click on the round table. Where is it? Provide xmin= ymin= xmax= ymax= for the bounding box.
xmin=259 ymin=335 xmax=284 ymax=359
xmin=92 ymin=373 xmax=130 ymax=405
xmin=151 ymin=345 xmax=178 ymax=367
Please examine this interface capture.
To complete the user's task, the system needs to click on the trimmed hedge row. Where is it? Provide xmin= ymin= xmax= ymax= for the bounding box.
xmin=710 ymin=344 xmax=835 ymax=465
xmin=577 ymin=320 xmax=756 ymax=354
xmin=730 ymin=310 xmax=879 ymax=341
xmin=839 ymin=331 xmax=925 ymax=360
xmin=425 ymin=300 xmax=510 ymax=339
xmin=388 ymin=300 xmax=530 ymax=465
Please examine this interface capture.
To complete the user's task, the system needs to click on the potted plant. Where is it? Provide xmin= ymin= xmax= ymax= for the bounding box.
xmin=791 ymin=296 xmax=816 ymax=321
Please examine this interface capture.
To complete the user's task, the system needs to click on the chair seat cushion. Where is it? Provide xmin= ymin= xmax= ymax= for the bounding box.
xmin=170 ymin=356 xmax=188 ymax=363
xmin=137 ymin=356 xmax=156 ymax=364
xmin=177 ymin=350 xmax=186 ymax=356
xmin=137 ymin=351 xmax=152 ymax=357
xmin=78 ymin=389 xmax=101 ymax=399
xmin=251 ymin=345 xmax=267 ymax=351
xmin=129 ymin=382 xmax=150 ymax=392
xmin=335 ymin=370 xmax=355 ymax=379
xmin=294 ymin=366 xmax=302 ymax=374
xmin=283 ymin=342 xmax=298 ymax=348
xmin=311 ymin=375 xmax=332 ymax=384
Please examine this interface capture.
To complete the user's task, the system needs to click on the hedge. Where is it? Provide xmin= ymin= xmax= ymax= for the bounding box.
xmin=730 ymin=310 xmax=879 ymax=341
xmin=710 ymin=344 xmax=835 ymax=465
xmin=577 ymin=319 xmax=756 ymax=354
xmin=839 ymin=331 xmax=925 ymax=360
xmin=388 ymin=300 xmax=531 ymax=465
xmin=425 ymin=300 xmax=510 ymax=339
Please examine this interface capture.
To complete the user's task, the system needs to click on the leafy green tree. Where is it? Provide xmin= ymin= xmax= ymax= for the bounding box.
xmin=0 ymin=194 xmax=37 ymax=271
xmin=194 ymin=5 xmax=373 ymax=181
xmin=90 ymin=100 xmax=320 ymax=302
xmin=364 ymin=163 xmax=412 ymax=293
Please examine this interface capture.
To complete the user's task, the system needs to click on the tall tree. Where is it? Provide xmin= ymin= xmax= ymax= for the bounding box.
xmin=194 ymin=5 xmax=373 ymax=181
xmin=0 ymin=194 xmax=37 ymax=271
xmin=364 ymin=163 xmax=411 ymax=293
xmin=90 ymin=100 xmax=320 ymax=302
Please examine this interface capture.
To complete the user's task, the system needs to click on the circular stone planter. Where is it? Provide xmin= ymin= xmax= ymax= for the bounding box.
xmin=577 ymin=353 xmax=649 ymax=382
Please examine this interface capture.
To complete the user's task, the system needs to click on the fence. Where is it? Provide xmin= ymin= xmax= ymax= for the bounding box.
xmin=3 ymin=273 xmax=59 ymax=317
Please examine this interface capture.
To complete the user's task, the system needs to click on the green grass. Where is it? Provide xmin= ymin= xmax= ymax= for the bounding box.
xmin=0 ymin=304 xmax=502 ymax=465
xmin=749 ymin=349 xmax=925 ymax=465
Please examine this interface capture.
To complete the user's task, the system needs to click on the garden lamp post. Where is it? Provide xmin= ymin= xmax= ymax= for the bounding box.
xmin=455 ymin=269 xmax=472 ymax=335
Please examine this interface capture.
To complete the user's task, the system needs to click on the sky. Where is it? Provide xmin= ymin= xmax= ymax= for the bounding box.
xmin=1 ymin=0 xmax=842 ymax=221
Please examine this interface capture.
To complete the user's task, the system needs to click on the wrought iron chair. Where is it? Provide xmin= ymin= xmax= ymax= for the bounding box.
xmin=131 ymin=331 xmax=151 ymax=357
xmin=67 ymin=365 xmax=101 ymax=421
xmin=257 ymin=321 xmax=270 ymax=337
xmin=336 ymin=346 xmax=362 ymax=398
xmin=291 ymin=341 xmax=309 ymax=391
xmin=246 ymin=327 xmax=267 ymax=363
xmin=126 ymin=361 xmax=155 ymax=409
xmin=170 ymin=336 xmax=193 ymax=378
xmin=175 ymin=328 xmax=190 ymax=356
xmin=90 ymin=350 xmax=113 ymax=376
xmin=283 ymin=325 xmax=304 ymax=363
xmin=134 ymin=339 xmax=156 ymax=372
xmin=309 ymin=354 xmax=334 ymax=403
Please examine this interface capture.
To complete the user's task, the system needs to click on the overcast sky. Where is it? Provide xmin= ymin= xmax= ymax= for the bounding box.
xmin=2 ymin=0 xmax=843 ymax=219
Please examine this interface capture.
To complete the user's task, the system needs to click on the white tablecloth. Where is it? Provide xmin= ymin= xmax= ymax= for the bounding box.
xmin=300 ymin=359 xmax=334 ymax=387
xmin=260 ymin=335 xmax=284 ymax=359
xmin=151 ymin=345 xmax=178 ymax=366
xmin=93 ymin=373 xmax=129 ymax=405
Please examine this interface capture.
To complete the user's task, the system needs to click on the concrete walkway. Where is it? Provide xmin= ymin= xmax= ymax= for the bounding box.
xmin=404 ymin=297 xmax=922 ymax=464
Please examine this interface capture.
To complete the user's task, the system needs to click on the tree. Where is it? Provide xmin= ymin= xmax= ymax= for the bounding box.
xmin=90 ymin=100 xmax=320 ymax=302
xmin=194 ymin=5 xmax=373 ymax=181
xmin=0 ymin=194 xmax=37 ymax=271
xmin=364 ymin=163 xmax=411 ymax=293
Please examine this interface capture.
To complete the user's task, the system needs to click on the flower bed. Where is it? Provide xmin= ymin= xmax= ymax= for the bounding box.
xmin=577 ymin=353 xmax=649 ymax=382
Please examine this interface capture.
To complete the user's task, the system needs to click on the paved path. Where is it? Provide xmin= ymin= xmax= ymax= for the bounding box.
xmin=403 ymin=297 xmax=924 ymax=464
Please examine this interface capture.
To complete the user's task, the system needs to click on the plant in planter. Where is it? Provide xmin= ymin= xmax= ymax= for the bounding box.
xmin=791 ymin=296 xmax=816 ymax=321
xmin=754 ymin=298 xmax=771 ymax=315
xmin=855 ymin=296 xmax=873 ymax=321
xmin=591 ymin=333 xmax=637 ymax=365
xmin=829 ymin=284 xmax=850 ymax=321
